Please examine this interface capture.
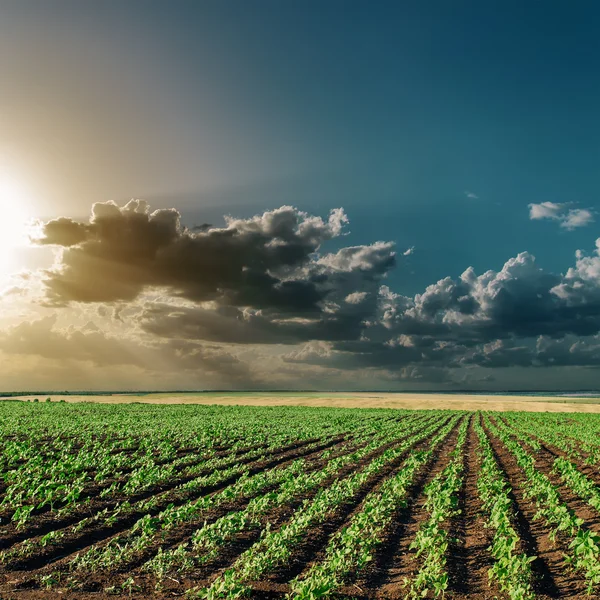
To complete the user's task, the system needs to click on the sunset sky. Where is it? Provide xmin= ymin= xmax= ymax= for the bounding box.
xmin=1 ymin=0 xmax=600 ymax=391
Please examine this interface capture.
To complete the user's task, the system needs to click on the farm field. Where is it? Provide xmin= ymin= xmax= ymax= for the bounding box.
xmin=1 ymin=403 xmax=600 ymax=598
xmin=8 ymin=391 xmax=600 ymax=414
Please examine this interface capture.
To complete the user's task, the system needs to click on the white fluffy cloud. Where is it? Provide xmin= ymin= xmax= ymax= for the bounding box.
xmin=529 ymin=202 xmax=594 ymax=230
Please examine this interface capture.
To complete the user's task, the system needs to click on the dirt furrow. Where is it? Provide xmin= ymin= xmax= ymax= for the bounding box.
xmin=485 ymin=420 xmax=587 ymax=599
xmin=111 ymin=419 xmax=451 ymax=596
xmin=0 ymin=436 xmax=338 ymax=543
xmin=0 ymin=435 xmax=344 ymax=554
xmin=444 ymin=414 xmax=501 ymax=599
xmin=0 ymin=436 xmax=346 ymax=586
xmin=303 ymin=417 xmax=464 ymax=599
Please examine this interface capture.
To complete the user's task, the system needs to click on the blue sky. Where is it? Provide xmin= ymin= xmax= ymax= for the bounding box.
xmin=6 ymin=0 xmax=599 ymax=286
xmin=1 ymin=1 xmax=600 ymax=390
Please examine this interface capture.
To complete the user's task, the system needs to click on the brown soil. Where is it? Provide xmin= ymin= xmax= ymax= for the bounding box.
xmin=4 ymin=413 xmax=600 ymax=600
xmin=0 ymin=436 xmax=333 ymax=539
xmin=0 ymin=435 xmax=346 ymax=583
xmin=485 ymin=418 xmax=588 ymax=599
xmin=132 ymin=417 xmax=452 ymax=596
xmin=443 ymin=414 xmax=500 ymax=599
xmin=0 ymin=417 xmax=430 ymax=596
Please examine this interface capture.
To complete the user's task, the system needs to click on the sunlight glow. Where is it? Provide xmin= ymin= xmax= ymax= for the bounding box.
xmin=0 ymin=172 xmax=34 ymax=277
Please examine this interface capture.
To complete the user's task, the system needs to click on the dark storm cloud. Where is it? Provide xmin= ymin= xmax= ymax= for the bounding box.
xmin=535 ymin=335 xmax=600 ymax=368
xmin=138 ymin=303 xmax=369 ymax=345
xmin=457 ymin=339 xmax=535 ymax=368
xmin=35 ymin=200 xmax=600 ymax=375
xmin=137 ymin=239 xmax=399 ymax=346
xmin=37 ymin=200 xmax=361 ymax=311
xmin=455 ymin=335 xmax=600 ymax=369
xmin=286 ymin=249 xmax=600 ymax=373
xmin=377 ymin=252 xmax=600 ymax=343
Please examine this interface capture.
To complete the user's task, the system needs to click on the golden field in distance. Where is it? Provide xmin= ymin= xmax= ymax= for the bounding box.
xmin=7 ymin=391 xmax=600 ymax=413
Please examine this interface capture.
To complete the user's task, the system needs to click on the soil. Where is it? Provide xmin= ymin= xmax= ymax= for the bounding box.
xmin=3 ymin=412 xmax=600 ymax=599
xmin=484 ymin=417 xmax=588 ymax=599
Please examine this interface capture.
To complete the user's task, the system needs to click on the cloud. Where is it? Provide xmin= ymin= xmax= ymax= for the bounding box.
xmin=0 ymin=315 xmax=142 ymax=367
xmin=36 ymin=217 xmax=89 ymax=246
xmin=37 ymin=200 xmax=397 ymax=350
xmin=36 ymin=201 xmax=360 ymax=313
xmin=465 ymin=191 xmax=479 ymax=199
xmin=25 ymin=200 xmax=600 ymax=386
xmin=0 ymin=285 xmax=27 ymax=298
xmin=0 ymin=313 xmax=256 ymax=384
xmin=562 ymin=208 xmax=594 ymax=230
xmin=286 ymin=244 xmax=600 ymax=374
xmin=383 ymin=250 xmax=600 ymax=341
xmin=529 ymin=202 xmax=594 ymax=230
xmin=345 ymin=292 xmax=368 ymax=304
xmin=529 ymin=201 xmax=563 ymax=220
xmin=317 ymin=241 xmax=395 ymax=273
xmin=456 ymin=334 xmax=600 ymax=370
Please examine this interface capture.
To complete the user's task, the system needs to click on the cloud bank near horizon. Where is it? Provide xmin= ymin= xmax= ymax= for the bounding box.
xmin=7 ymin=198 xmax=597 ymax=389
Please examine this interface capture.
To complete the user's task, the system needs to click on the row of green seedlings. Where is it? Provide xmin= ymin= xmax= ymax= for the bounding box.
xmin=502 ymin=413 xmax=600 ymax=465
xmin=552 ymin=458 xmax=600 ymax=514
xmin=2 ymin=436 xmax=231 ymax=526
xmin=141 ymin=414 xmax=443 ymax=587
xmin=192 ymin=415 xmax=463 ymax=599
xmin=3 ymin=443 xmax=243 ymax=529
xmin=0 ymin=414 xmax=427 ymax=564
xmin=12 ymin=413 xmax=412 ymax=556
xmin=1 ymin=403 xmax=353 ymax=443
xmin=68 ymin=414 xmax=436 ymax=579
xmin=0 ymin=430 xmax=144 ymax=471
xmin=17 ymin=415 xmax=411 ymax=571
xmin=2 ymin=408 xmax=362 ymax=526
xmin=6 ymin=422 xmax=342 ymax=525
xmin=402 ymin=417 xmax=469 ymax=599
xmin=1 ymin=404 xmax=279 ymax=448
xmin=0 ymin=407 xmax=406 ymax=499
xmin=499 ymin=415 xmax=600 ymax=584
xmin=99 ymin=433 xmax=332 ymax=500
xmin=1 ymin=429 xmax=207 ymax=483
xmin=6 ymin=429 xmax=338 ymax=531
xmin=1 ymin=437 xmax=154 ymax=510
xmin=288 ymin=416 xmax=468 ymax=600
xmin=487 ymin=416 xmax=600 ymax=595
xmin=1 ymin=431 xmax=353 ymax=567
xmin=499 ymin=414 xmax=600 ymax=519
xmin=473 ymin=418 xmax=535 ymax=600
xmin=1 ymin=463 xmax=263 ymax=566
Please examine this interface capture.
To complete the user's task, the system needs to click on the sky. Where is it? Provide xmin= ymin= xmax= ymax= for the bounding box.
xmin=1 ymin=0 xmax=600 ymax=391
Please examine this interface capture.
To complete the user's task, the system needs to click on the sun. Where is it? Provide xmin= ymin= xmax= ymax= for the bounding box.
xmin=0 ymin=173 xmax=34 ymax=277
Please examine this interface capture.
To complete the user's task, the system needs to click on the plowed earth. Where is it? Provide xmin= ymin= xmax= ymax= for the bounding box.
xmin=2 ymin=408 xmax=600 ymax=599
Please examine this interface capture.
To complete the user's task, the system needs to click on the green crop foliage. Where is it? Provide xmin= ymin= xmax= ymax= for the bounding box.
xmin=2 ymin=402 xmax=600 ymax=598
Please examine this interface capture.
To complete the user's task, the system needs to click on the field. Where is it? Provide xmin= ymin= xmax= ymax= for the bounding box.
xmin=9 ymin=391 xmax=600 ymax=414
xmin=1 ymin=403 xmax=600 ymax=599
